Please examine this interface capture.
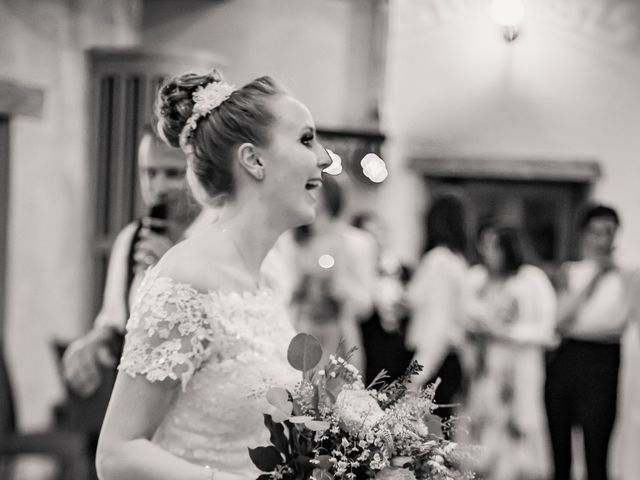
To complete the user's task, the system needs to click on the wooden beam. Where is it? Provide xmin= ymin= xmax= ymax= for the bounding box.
xmin=410 ymin=157 xmax=601 ymax=183
xmin=317 ymin=127 xmax=385 ymax=142
xmin=88 ymin=47 xmax=225 ymax=76
xmin=0 ymin=117 xmax=8 ymax=343
xmin=0 ymin=79 xmax=45 ymax=117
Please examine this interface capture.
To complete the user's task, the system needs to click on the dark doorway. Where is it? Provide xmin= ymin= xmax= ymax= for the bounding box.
xmin=427 ymin=177 xmax=590 ymax=272
xmin=412 ymin=157 xmax=599 ymax=274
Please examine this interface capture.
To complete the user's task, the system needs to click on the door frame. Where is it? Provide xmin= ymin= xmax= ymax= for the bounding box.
xmin=0 ymin=79 xmax=45 ymax=344
xmin=412 ymin=156 xmax=601 ymax=268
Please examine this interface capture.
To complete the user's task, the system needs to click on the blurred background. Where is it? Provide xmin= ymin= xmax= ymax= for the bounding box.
xmin=1 ymin=0 xmax=639 ymax=478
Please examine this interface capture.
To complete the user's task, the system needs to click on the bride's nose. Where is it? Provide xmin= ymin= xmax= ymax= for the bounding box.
xmin=316 ymin=144 xmax=332 ymax=169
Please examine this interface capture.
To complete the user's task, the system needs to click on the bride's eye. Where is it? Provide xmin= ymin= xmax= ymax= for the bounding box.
xmin=301 ymin=133 xmax=314 ymax=147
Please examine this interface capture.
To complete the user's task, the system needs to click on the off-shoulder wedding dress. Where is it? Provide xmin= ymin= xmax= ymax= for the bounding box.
xmin=118 ymin=268 xmax=299 ymax=477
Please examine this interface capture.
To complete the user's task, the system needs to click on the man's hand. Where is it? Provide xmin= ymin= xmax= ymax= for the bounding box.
xmin=62 ymin=327 xmax=117 ymax=397
xmin=496 ymin=296 xmax=519 ymax=325
xmin=132 ymin=229 xmax=173 ymax=274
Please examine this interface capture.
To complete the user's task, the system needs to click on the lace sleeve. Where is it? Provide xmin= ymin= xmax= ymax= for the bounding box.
xmin=118 ymin=274 xmax=214 ymax=391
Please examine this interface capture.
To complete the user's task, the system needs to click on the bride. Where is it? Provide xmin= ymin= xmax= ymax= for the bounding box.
xmin=96 ymin=70 xmax=331 ymax=479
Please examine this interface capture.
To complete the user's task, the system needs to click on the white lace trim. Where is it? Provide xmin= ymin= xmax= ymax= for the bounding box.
xmin=119 ymin=270 xmax=273 ymax=391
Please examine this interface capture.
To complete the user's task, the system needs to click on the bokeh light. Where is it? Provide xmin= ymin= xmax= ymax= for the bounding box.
xmin=318 ymin=254 xmax=335 ymax=269
xmin=323 ymin=149 xmax=343 ymax=176
xmin=360 ymin=153 xmax=388 ymax=183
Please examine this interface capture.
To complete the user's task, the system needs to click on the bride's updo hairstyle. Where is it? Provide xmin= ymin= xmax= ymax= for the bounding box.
xmin=155 ymin=69 xmax=286 ymax=205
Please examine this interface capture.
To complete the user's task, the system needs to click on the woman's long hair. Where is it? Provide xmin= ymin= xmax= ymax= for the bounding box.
xmin=423 ymin=193 xmax=469 ymax=258
xmin=477 ymin=222 xmax=528 ymax=276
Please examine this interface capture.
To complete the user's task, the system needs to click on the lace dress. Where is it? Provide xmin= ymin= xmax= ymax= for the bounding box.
xmin=118 ymin=268 xmax=300 ymax=477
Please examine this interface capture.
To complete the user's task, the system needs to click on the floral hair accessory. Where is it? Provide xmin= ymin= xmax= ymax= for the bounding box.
xmin=179 ymin=81 xmax=236 ymax=153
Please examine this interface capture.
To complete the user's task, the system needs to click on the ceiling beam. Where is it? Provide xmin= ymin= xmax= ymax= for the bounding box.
xmin=410 ymin=156 xmax=601 ymax=183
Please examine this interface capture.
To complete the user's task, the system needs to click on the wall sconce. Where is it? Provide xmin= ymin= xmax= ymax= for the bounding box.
xmin=490 ymin=0 xmax=524 ymax=42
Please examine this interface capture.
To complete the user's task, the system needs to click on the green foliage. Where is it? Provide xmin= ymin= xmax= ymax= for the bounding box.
xmin=378 ymin=360 xmax=424 ymax=408
xmin=287 ymin=333 xmax=323 ymax=373
xmin=248 ymin=446 xmax=284 ymax=472
xmin=249 ymin=414 xmax=317 ymax=479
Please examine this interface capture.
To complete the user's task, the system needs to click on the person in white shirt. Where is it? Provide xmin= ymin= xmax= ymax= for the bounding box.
xmin=405 ymin=193 xmax=470 ymax=423
xmin=545 ymin=203 xmax=634 ymax=480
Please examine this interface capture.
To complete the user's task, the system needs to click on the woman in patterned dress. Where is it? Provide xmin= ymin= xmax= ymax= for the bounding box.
xmin=463 ymin=223 xmax=556 ymax=480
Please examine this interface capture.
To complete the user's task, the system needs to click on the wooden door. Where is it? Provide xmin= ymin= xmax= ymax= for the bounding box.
xmin=88 ymin=48 xmax=221 ymax=320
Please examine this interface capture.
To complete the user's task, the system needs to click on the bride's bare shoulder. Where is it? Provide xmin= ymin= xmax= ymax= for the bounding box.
xmin=152 ymin=234 xmax=234 ymax=294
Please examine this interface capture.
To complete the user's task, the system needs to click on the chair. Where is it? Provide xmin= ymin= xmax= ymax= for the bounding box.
xmin=0 ymin=348 xmax=91 ymax=480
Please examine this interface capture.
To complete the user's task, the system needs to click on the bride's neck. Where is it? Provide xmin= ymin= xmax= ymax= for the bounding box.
xmin=215 ymin=199 xmax=284 ymax=278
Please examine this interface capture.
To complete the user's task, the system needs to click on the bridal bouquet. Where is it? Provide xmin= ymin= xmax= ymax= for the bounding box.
xmin=249 ymin=334 xmax=475 ymax=480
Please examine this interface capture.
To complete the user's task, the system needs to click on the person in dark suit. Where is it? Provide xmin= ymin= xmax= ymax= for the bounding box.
xmin=351 ymin=211 xmax=415 ymax=386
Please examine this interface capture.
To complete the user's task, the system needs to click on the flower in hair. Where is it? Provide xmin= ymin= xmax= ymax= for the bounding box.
xmin=179 ymin=81 xmax=235 ymax=153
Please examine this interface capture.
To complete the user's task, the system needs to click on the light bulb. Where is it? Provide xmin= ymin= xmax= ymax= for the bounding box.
xmin=490 ymin=0 xmax=524 ymax=27
xmin=361 ymin=153 xmax=388 ymax=183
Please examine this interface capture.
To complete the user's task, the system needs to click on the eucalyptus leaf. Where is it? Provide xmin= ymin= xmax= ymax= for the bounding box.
xmin=266 ymin=387 xmax=290 ymax=409
xmin=248 ymin=446 xmax=284 ymax=472
xmin=272 ymin=408 xmax=292 ymax=423
xmin=264 ymin=414 xmax=290 ymax=458
xmin=287 ymin=333 xmax=323 ymax=372
xmin=289 ymin=415 xmax=314 ymax=424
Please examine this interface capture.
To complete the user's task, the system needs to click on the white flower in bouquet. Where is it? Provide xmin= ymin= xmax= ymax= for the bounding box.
xmin=252 ymin=335 xmax=476 ymax=480
xmin=334 ymin=389 xmax=384 ymax=434
xmin=375 ymin=467 xmax=417 ymax=480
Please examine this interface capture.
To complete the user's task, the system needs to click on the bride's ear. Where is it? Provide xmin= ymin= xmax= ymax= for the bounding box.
xmin=237 ymin=143 xmax=265 ymax=181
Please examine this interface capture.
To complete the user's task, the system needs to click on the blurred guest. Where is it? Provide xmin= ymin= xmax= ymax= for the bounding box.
xmin=62 ymin=126 xmax=292 ymax=397
xmin=545 ymin=203 xmax=636 ymax=480
xmin=405 ymin=193 xmax=470 ymax=418
xmin=62 ymin=126 xmax=194 ymax=398
xmin=290 ymin=176 xmax=377 ymax=372
xmin=463 ymin=222 xmax=556 ymax=480
xmin=352 ymin=212 xmax=414 ymax=385
xmin=59 ymin=126 xmax=194 ymax=478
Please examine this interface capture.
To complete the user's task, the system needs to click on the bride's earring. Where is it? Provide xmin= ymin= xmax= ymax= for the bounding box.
xmin=255 ymin=157 xmax=264 ymax=180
